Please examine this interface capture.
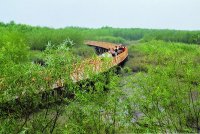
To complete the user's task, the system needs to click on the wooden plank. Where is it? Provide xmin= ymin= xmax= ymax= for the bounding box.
xmin=53 ymin=41 xmax=128 ymax=87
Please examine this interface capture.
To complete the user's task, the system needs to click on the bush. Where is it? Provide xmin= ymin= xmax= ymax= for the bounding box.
xmin=127 ymin=41 xmax=200 ymax=132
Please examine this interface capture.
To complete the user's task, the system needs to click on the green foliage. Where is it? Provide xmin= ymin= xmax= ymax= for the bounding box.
xmin=0 ymin=31 xmax=122 ymax=133
xmin=1 ymin=21 xmax=200 ymax=133
xmin=94 ymin=36 xmax=126 ymax=44
xmin=26 ymin=28 xmax=84 ymax=50
xmin=71 ymin=45 xmax=96 ymax=59
xmin=142 ymin=30 xmax=200 ymax=44
xmin=0 ymin=31 xmax=29 ymax=64
xmin=127 ymin=41 xmax=200 ymax=132
xmin=1 ymin=22 xmax=200 ymax=52
xmin=0 ymin=41 xmax=75 ymax=104
xmin=62 ymin=71 xmax=134 ymax=133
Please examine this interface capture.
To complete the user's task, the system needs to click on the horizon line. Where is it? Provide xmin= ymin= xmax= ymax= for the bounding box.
xmin=1 ymin=21 xmax=200 ymax=32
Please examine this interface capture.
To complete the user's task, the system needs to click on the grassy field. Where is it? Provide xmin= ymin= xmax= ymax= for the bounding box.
xmin=0 ymin=22 xmax=200 ymax=133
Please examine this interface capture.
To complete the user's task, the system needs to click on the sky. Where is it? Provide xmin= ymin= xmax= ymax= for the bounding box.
xmin=0 ymin=0 xmax=200 ymax=30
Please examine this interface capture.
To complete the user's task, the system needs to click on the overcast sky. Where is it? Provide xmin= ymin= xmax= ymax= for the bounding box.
xmin=0 ymin=0 xmax=200 ymax=30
